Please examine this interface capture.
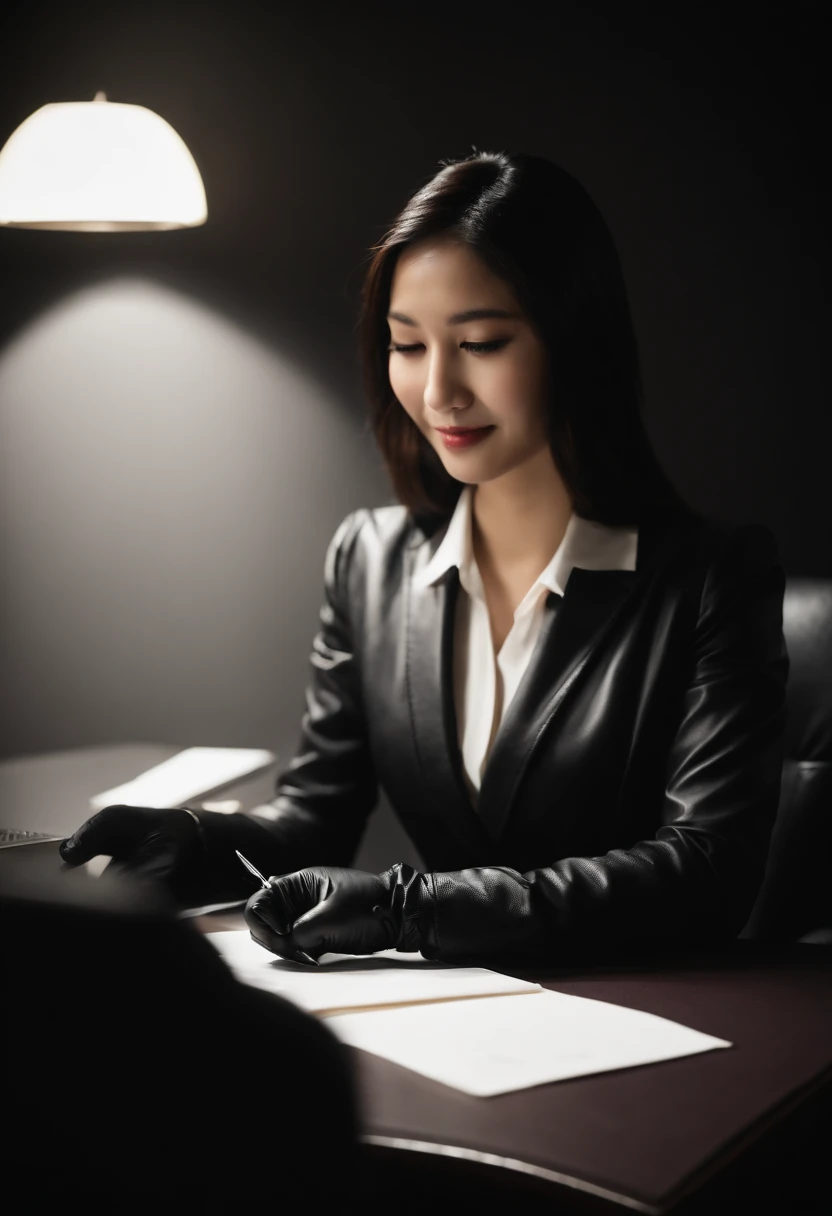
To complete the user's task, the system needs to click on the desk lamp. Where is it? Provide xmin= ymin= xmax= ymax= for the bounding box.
xmin=0 ymin=91 xmax=207 ymax=230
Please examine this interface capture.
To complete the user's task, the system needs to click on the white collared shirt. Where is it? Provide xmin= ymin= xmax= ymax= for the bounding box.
xmin=412 ymin=485 xmax=638 ymax=809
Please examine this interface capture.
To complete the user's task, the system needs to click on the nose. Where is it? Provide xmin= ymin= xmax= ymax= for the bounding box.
xmin=422 ymin=349 xmax=474 ymax=418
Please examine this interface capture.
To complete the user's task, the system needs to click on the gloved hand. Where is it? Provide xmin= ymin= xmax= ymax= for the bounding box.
xmin=59 ymin=804 xmax=208 ymax=905
xmin=244 ymin=862 xmax=427 ymax=964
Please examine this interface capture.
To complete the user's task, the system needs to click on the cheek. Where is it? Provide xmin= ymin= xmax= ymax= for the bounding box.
xmin=388 ymin=359 xmax=416 ymax=405
xmin=390 ymin=365 xmax=433 ymax=442
xmin=479 ymin=354 xmax=545 ymax=414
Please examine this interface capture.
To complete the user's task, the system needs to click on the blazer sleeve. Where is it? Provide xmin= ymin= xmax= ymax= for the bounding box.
xmin=400 ymin=523 xmax=789 ymax=963
xmin=190 ymin=509 xmax=379 ymax=901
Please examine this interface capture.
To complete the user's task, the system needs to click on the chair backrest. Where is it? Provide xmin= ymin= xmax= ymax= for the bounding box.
xmin=740 ymin=578 xmax=832 ymax=941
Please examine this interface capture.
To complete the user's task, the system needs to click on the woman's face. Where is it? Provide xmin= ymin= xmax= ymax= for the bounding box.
xmin=387 ymin=236 xmax=551 ymax=486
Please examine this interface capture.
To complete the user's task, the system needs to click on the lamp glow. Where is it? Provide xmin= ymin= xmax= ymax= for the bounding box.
xmin=0 ymin=92 xmax=207 ymax=230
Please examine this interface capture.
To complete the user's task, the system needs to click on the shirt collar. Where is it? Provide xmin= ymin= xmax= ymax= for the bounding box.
xmin=412 ymin=484 xmax=638 ymax=598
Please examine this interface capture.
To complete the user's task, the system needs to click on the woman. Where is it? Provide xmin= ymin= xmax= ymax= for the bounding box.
xmin=60 ymin=150 xmax=788 ymax=966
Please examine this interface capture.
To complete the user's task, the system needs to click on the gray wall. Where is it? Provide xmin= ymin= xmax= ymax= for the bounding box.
xmin=0 ymin=1 xmax=826 ymax=871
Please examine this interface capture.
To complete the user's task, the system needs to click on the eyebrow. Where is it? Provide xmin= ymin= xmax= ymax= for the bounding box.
xmin=386 ymin=308 xmax=520 ymax=327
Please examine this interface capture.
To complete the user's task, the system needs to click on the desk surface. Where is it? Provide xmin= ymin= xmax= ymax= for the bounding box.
xmin=3 ymin=747 xmax=831 ymax=1214
xmin=197 ymin=908 xmax=832 ymax=1215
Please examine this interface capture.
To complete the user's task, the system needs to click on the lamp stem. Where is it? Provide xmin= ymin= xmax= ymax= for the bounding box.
xmin=93 ymin=91 xmax=107 ymax=103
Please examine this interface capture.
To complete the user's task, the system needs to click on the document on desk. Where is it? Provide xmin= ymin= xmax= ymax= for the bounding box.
xmin=208 ymin=931 xmax=731 ymax=1096
xmin=89 ymin=747 xmax=276 ymax=813
xmin=326 ymin=989 xmax=733 ymax=1096
xmin=206 ymin=930 xmax=541 ymax=1015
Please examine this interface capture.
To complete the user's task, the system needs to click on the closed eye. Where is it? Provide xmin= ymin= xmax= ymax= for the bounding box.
xmin=387 ymin=339 xmax=511 ymax=355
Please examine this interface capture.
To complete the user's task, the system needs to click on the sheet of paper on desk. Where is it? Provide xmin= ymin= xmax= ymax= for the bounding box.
xmin=206 ymin=930 xmax=541 ymax=1016
xmin=325 ymin=988 xmax=733 ymax=1096
xmin=89 ymin=747 xmax=276 ymax=812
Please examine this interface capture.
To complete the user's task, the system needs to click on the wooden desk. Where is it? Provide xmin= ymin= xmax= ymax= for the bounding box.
xmin=196 ymin=909 xmax=832 ymax=1215
xmin=2 ymin=746 xmax=829 ymax=1214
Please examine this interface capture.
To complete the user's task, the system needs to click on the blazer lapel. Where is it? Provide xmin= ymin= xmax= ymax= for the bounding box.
xmin=476 ymin=568 xmax=638 ymax=840
xmin=405 ymin=510 xmax=681 ymax=848
xmin=406 ymin=539 xmax=495 ymax=856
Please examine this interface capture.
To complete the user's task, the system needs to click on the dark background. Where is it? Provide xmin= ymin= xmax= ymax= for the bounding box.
xmin=0 ymin=0 xmax=827 ymax=866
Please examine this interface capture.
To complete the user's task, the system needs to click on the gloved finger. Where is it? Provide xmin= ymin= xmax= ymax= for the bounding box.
xmin=109 ymin=831 xmax=178 ymax=884
xmin=265 ymin=869 xmax=327 ymax=925
xmin=286 ymin=899 xmax=340 ymax=954
xmin=59 ymin=806 xmax=129 ymax=865
xmin=245 ymin=887 xmax=294 ymax=937
xmin=244 ymin=894 xmax=321 ymax=964
xmin=245 ymin=906 xmax=315 ymax=964
xmin=246 ymin=873 xmax=320 ymax=936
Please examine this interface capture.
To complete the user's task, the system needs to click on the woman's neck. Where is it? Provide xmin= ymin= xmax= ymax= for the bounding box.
xmin=471 ymin=456 xmax=574 ymax=577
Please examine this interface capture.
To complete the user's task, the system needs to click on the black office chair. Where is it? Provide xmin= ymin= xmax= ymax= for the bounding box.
xmin=0 ymin=852 xmax=363 ymax=1212
xmin=740 ymin=578 xmax=832 ymax=944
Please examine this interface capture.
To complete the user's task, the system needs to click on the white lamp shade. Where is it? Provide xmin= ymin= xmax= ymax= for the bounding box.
xmin=0 ymin=95 xmax=208 ymax=230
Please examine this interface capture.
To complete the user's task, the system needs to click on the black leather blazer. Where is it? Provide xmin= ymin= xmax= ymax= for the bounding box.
xmin=197 ymin=504 xmax=788 ymax=964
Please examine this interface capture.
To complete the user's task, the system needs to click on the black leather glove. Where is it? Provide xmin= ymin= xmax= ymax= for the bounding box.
xmin=59 ymin=804 xmax=210 ymax=906
xmin=244 ymin=862 xmax=427 ymax=964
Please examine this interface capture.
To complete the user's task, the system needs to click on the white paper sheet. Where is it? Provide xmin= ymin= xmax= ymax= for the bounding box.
xmin=325 ymin=988 xmax=733 ymax=1096
xmin=206 ymin=929 xmax=541 ymax=1016
xmin=89 ymin=747 xmax=276 ymax=812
